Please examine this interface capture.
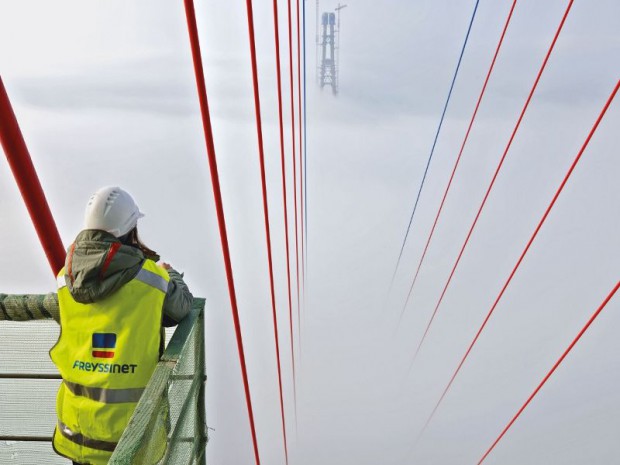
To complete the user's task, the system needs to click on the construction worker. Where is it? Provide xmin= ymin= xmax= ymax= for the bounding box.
xmin=50 ymin=186 xmax=193 ymax=465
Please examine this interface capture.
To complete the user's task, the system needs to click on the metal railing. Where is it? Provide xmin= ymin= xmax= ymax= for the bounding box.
xmin=0 ymin=294 xmax=207 ymax=464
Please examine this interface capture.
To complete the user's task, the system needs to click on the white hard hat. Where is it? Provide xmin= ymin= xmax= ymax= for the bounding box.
xmin=84 ymin=186 xmax=145 ymax=237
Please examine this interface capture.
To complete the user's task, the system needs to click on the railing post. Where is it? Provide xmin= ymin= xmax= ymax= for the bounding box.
xmin=196 ymin=306 xmax=208 ymax=465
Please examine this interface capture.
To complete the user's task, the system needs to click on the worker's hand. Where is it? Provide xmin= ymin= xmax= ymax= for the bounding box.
xmin=159 ymin=262 xmax=172 ymax=270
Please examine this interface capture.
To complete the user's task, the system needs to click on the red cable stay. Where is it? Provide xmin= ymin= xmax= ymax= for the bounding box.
xmin=0 ymin=77 xmax=65 ymax=276
xmin=272 ymin=0 xmax=299 ymax=435
xmin=409 ymin=0 xmax=575 ymax=365
xmin=418 ymin=78 xmax=619 ymax=440
xmin=182 ymin=1 xmax=261 ymax=463
xmin=244 ymin=0 xmax=290 ymax=462
xmin=478 ymin=280 xmax=620 ymax=464
xmin=398 ymin=0 xmax=518 ymax=323
xmin=287 ymin=0 xmax=302 ymax=371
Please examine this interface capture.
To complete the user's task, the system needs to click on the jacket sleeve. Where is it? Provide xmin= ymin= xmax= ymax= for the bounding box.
xmin=162 ymin=268 xmax=194 ymax=327
xmin=0 ymin=293 xmax=60 ymax=323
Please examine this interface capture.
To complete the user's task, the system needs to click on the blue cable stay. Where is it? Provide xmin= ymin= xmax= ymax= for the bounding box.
xmin=390 ymin=0 xmax=481 ymax=290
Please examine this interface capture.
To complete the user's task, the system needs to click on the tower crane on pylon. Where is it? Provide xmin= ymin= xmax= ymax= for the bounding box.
xmin=334 ymin=3 xmax=347 ymax=93
xmin=318 ymin=3 xmax=347 ymax=95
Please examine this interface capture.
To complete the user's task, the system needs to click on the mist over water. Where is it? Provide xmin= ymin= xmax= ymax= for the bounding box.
xmin=1 ymin=1 xmax=619 ymax=464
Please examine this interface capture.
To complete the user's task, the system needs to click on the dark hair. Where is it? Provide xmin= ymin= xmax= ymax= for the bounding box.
xmin=119 ymin=226 xmax=160 ymax=261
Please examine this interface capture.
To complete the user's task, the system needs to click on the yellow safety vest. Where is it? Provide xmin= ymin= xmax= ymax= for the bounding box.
xmin=50 ymin=259 xmax=169 ymax=465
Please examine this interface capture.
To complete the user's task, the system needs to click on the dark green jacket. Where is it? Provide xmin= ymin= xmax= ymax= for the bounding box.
xmin=63 ymin=230 xmax=192 ymax=326
xmin=0 ymin=230 xmax=193 ymax=326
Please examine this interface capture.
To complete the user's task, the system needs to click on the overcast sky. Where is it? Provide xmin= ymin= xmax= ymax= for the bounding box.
xmin=1 ymin=1 xmax=619 ymax=464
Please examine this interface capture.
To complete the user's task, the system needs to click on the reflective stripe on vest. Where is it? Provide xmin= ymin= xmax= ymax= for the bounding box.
xmin=57 ymin=421 xmax=118 ymax=452
xmin=57 ymin=275 xmax=67 ymax=290
xmin=135 ymin=268 xmax=169 ymax=293
xmin=64 ymin=380 xmax=145 ymax=404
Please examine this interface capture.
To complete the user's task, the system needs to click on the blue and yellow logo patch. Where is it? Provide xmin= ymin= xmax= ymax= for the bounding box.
xmin=92 ymin=333 xmax=116 ymax=359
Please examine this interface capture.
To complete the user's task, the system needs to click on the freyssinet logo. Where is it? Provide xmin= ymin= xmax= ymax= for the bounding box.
xmin=92 ymin=333 xmax=116 ymax=359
